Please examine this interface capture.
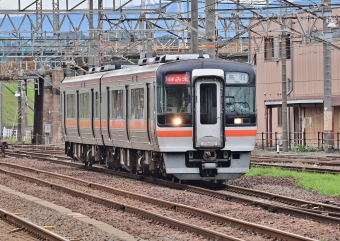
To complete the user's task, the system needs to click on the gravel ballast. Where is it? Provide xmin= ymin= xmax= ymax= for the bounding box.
xmin=0 ymin=152 xmax=339 ymax=240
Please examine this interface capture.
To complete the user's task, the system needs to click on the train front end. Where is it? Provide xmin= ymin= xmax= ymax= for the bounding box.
xmin=155 ymin=59 xmax=256 ymax=181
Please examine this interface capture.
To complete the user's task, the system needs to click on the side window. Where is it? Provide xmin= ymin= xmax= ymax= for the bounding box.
xmin=61 ymin=93 xmax=64 ymax=119
xmin=111 ymin=90 xmax=123 ymax=119
xmin=95 ymin=91 xmax=99 ymax=118
xmin=264 ymin=36 xmax=290 ymax=61
xmin=66 ymin=94 xmax=75 ymax=118
xmin=80 ymin=93 xmax=90 ymax=118
xmin=264 ymin=37 xmax=274 ymax=61
xmin=278 ymin=106 xmax=282 ymax=127
xmin=131 ymin=88 xmax=144 ymax=120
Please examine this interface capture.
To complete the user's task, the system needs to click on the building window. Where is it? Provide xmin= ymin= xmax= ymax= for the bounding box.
xmin=278 ymin=106 xmax=282 ymax=127
xmin=264 ymin=37 xmax=274 ymax=60
xmin=264 ymin=36 xmax=290 ymax=61
xmin=284 ymin=36 xmax=291 ymax=59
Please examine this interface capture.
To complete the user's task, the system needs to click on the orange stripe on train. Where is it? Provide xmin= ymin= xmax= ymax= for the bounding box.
xmin=225 ymin=130 xmax=257 ymax=137
xmin=110 ymin=120 xmax=126 ymax=128
xmin=157 ymin=130 xmax=192 ymax=137
xmin=65 ymin=119 xmax=77 ymax=127
xmin=80 ymin=120 xmax=91 ymax=128
xmin=130 ymin=120 xmax=146 ymax=130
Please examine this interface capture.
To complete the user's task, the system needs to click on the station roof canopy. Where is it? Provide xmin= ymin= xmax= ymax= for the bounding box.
xmin=265 ymin=97 xmax=340 ymax=107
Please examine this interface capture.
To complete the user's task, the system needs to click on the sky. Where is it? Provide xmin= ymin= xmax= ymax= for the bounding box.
xmin=0 ymin=0 xmax=275 ymax=11
xmin=0 ymin=0 xmax=152 ymax=10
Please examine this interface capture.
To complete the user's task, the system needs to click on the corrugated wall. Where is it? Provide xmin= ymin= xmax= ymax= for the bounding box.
xmin=251 ymin=8 xmax=340 ymax=146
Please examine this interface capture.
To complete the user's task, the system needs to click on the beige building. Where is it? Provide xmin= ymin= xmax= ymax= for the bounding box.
xmin=249 ymin=8 xmax=340 ymax=149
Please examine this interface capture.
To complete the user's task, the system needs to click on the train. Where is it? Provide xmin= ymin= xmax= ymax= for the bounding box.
xmin=60 ymin=54 xmax=257 ymax=182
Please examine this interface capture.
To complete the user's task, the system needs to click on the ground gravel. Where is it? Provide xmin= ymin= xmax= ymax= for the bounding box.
xmin=0 ymin=151 xmax=340 ymax=240
xmin=0 ymin=190 xmax=126 ymax=241
xmin=0 ymin=216 xmax=40 ymax=241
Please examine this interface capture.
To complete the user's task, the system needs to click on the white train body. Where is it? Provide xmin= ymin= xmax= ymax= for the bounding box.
xmin=60 ymin=56 xmax=257 ymax=181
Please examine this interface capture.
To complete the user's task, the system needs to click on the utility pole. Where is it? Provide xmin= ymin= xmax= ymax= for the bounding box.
xmin=281 ymin=33 xmax=288 ymax=152
xmin=205 ymin=0 xmax=217 ymax=59
xmin=98 ymin=0 xmax=104 ymax=65
xmin=88 ymin=0 xmax=95 ymax=67
xmin=323 ymin=0 xmax=333 ymax=148
xmin=17 ymin=81 xmax=22 ymax=143
xmin=0 ymin=81 xmax=2 ymax=140
xmin=21 ymin=80 xmax=27 ymax=141
xmin=191 ymin=0 xmax=198 ymax=54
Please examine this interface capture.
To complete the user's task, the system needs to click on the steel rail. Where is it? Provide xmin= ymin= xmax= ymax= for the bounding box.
xmin=0 ymin=208 xmax=68 ymax=241
xmin=0 ymin=167 xmax=317 ymax=241
xmin=4 ymin=151 xmax=340 ymax=221
xmin=251 ymin=163 xmax=340 ymax=174
xmin=251 ymin=157 xmax=340 ymax=166
xmin=250 ymin=157 xmax=340 ymax=167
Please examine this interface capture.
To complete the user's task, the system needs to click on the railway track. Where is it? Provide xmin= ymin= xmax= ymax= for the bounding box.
xmin=1 ymin=149 xmax=339 ymax=227
xmin=250 ymin=155 xmax=340 ymax=174
xmin=5 ymin=149 xmax=340 ymax=218
xmin=251 ymin=162 xmax=340 ymax=174
xmin=0 ymin=208 xmax=68 ymax=241
xmin=1 ymin=159 xmax=340 ymax=225
xmin=252 ymin=154 xmax=340 ymax=165
xmin=0 ymin=163 xmax=317 ymax=241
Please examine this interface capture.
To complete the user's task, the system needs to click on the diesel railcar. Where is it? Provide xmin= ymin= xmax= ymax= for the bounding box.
xmin=60 ymin=55 xmax=257 ymax=182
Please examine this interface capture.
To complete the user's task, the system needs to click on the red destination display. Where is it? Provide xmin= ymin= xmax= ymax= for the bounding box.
xmin=166 ymin=73 xmax=190 ymax=84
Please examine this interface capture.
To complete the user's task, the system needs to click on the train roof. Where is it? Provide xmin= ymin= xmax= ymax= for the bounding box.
xmin=102 ymin=63 xmax=163 ymax=79
xmin=62 ymin=71 xmax=104 ymax=84
xmin=61 ymin=57 xmax=255 ymax=85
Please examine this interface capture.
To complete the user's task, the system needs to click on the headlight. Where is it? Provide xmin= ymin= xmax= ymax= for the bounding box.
xmin=234 ymin=118 xmax=242 ymax=124
xmin=173 ymin=117 xmax=182 ymax=125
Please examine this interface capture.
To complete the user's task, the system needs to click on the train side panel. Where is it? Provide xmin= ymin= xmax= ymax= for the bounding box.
xmin=79 ymin=80 xmax=99 ymax=146
xmin=61 ymin=57 xmax=256 ymax=181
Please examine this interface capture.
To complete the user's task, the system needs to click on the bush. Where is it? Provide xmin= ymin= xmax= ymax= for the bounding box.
xmin=291 ymin=142 xmax=319 ymax=152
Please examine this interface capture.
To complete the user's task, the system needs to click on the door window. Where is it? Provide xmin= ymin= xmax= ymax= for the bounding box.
xmin=200 ymin=83 xmax=217 ymax=125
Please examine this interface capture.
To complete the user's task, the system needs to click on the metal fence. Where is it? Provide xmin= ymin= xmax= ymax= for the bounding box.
xmin=256 ymin=131 xmax=340 ymax=151
xmin=2 ymin=127 xmax=32 ymax=142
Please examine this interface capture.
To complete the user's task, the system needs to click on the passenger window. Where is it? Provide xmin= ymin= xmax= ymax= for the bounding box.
xmin=111 ymin=90 xmax=123 ymax=119
xmin=95 ymin=92 xmax=99 ymax=118
xmin=131 ymin=88 xmax=144 ymax=120
xmin=66 ymin=94 xmax=76 ymax=118
xmin=79 ymin=93 xmax=90 ymax=119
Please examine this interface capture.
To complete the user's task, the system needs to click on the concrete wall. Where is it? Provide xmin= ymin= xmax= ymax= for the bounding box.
xmin=42 ymin=71 xmax=64 ymax=145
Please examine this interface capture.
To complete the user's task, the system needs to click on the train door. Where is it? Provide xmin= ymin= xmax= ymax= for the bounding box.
xmin=76 ymin=91 xmax=81 ymax=138
xmin=109 ymin=86 xmax=131 ymax=148
xmin=193 ymin=70 xmax=225 ymax=149
xmin=64 ymin=91 xmax=78 ymax=143
xmin=129 ymin=85 xmax=150 ymax=148
xmin=91 ymin=89 xmax=96 ymax=139
xmin=61 ymin=92 xmax=67 ymax=139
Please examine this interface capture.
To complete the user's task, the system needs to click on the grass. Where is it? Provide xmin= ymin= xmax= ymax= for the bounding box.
xmin=246 ymin=167 xmax=340 ymax=196
xmin=2 ymin=82 xmax=35 ymax=128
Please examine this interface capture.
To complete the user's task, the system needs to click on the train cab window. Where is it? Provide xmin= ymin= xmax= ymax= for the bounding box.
xmin=157 ymin=86 xmax=192 ymax=126
xmin=225 ymin=86 xmax=256 ymax=125
xmin=66 ymin=94 xmax=76 ymax=118
xmin=111 ymin=90 xmax=123 ymax=119
xmin=131 ymin=88 xmax=144 ymax=120
xmin=80 ymin=93 xmax=90 ymax=118
xmin=225 ymin=87 xmax=255 ymax=113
